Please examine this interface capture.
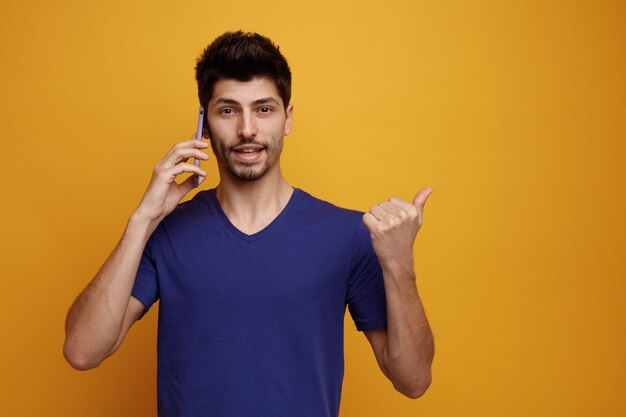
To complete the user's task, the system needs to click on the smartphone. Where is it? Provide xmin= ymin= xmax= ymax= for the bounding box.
xmin=193 ymin=106 xmax=205 ymax=188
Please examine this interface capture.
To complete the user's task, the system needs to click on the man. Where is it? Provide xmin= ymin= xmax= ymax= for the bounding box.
xmin=64 ymin=31 xmax=434 ymax=417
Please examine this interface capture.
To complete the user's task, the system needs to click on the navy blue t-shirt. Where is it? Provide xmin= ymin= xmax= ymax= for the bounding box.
xmin=131 ymin=188 xmax=387 ymax=417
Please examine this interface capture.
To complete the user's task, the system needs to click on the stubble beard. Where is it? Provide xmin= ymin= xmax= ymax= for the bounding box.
xmin=210 ymin=134 xmax=283 ymax=182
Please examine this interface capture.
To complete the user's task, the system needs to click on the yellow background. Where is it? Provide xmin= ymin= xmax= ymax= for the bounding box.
xmin=1 ymin=0 xmax=624 ymax=416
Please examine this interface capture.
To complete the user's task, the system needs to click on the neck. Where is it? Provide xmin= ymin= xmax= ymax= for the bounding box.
xmin=215 ymin=165 xmax=293 ymax=235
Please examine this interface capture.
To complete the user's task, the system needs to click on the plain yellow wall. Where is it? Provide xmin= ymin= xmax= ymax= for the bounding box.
xmin=1 ymin=0 xmax=624 ymax=416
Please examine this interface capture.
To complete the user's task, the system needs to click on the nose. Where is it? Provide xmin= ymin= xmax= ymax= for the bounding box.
xmin=237 ymin=111 xmax=257 ymax=139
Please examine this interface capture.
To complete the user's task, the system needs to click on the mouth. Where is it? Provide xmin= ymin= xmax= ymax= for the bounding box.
xmin=232 ymin=144 xmax=265 ymax=153
xmin=231 ymin=144 xmax=266 ymax=162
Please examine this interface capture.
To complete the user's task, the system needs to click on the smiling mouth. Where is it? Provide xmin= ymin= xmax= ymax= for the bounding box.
xmin=231 ymin=144 xmax=265 ymax=154
xmin=234 ymin=148 xmax=264 ymax=154
xmin=229 ymin=145 xmax=266 ymax=164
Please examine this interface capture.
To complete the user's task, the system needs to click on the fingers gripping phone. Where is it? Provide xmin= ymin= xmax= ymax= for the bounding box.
xmin=193 ymin=106 xmax=205 ymax=188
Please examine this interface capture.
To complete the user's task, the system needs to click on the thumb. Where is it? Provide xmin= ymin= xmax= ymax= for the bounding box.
xmin=412 ymin=187 xmax=433 ymax=209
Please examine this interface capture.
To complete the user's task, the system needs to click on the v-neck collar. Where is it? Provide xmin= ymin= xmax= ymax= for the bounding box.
xmin=208 ymin=188 xmax=301 ymax=243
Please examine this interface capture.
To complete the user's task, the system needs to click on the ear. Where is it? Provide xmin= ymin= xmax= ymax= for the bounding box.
xmin=284 ymin=103 xmax=294 ymax=135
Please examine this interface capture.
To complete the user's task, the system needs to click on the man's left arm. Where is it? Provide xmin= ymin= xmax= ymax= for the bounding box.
xmin=362 ymin=187 xmax=435 ymax=399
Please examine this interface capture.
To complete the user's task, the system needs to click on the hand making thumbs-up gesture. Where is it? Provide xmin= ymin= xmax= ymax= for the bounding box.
xmin=363 ymin=187 xmax=433 ymax=273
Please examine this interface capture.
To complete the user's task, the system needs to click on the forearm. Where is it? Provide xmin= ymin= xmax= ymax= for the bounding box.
xmin=63 ymin=212 xmax=156 ymax=368
xmin=381 ymin=263 xmax=434 ymax=398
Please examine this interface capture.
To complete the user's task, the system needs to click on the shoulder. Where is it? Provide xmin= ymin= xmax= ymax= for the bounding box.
xmin=290 ymin=189 xmax=370 ymax=245
xmin=293 ymin=188 xmax=365 ymax=226
xmin=168 ymin=188 xmax=217 ymax=221
xmin=150 ymin=189 xmax=219 ymax=241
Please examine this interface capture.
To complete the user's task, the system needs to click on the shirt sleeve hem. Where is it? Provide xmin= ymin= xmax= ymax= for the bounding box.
xmin=130 ymin=288 xmax=152 ymax=320
xmin=355 ymin=318 xmax=388 ymax=332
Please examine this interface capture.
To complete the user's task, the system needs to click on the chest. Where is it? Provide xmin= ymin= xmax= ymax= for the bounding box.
xmin=153 ymin=228 xmax=352 ymax=324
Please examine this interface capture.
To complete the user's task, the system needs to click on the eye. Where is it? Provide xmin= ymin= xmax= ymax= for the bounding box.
xmin=219 ymin=108 xmax=234 ymax=115
xmin=259 ymin=107 xmax=272 ymax=113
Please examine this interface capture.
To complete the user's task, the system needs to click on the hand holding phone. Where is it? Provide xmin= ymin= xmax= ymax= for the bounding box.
xmin=135 ymin=134 xmax=208 ymax=225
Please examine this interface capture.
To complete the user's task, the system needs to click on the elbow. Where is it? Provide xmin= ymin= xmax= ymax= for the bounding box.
xmin=404 ymin=382 xmax=430 ymax=399
xmin=63 ymin=342 xmax=102 ymax=371
xmin=398 ymin=373 xmax=432 ymax=400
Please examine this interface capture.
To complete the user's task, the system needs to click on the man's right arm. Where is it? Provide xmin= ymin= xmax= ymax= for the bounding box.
xmin=63 ymin=214 xmax=156 ymax=370
xmin=63 ymin=138 xmax=209 ymax=371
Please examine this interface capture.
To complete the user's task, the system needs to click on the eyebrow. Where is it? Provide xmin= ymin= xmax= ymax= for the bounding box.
xmin=214 ymin=97 xmax=280 ymax=106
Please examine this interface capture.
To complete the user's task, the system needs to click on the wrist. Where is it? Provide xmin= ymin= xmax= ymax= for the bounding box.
xmin=379 ymin=255 xmax=415 ymax=277
xmin=128 ymin=210 xmax=160 ymax=241
xmin=379 ymin=256 xmax=417 ymax=289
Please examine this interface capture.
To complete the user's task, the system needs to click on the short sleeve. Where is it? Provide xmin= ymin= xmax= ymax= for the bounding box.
xmin=131 ymin=238 xmax=160 ymax=320
xmin=346 ymin=218 xmax=388 ymax=331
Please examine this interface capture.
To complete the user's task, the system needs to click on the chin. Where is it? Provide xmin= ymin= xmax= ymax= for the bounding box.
xmin=228 ymin=164 xmax=271 ymax=181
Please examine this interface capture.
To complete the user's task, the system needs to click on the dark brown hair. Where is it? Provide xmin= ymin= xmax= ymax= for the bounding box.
xmin=195 ymin=31 xmax=292 ymax=111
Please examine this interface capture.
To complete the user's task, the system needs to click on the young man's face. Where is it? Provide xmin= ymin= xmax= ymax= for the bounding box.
xmin=205 ymin=77 xmax=293 ymax=181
